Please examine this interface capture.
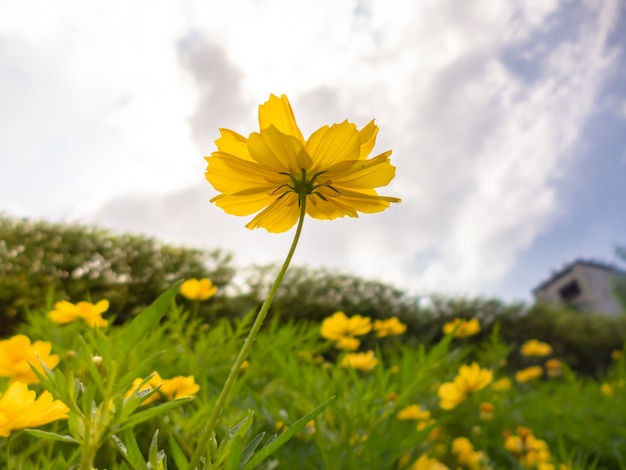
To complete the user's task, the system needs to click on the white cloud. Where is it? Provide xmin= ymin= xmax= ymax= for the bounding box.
xmin=1 ymin=0 xmax=622 ymax=299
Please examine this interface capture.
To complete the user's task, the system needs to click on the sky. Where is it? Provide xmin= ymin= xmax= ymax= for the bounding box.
xmin=1 ymin=0 xmax=625 ymax=303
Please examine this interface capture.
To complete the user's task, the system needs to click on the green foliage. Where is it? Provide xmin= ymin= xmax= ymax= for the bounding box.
xmin=4 ymin=290 xmax=626 ymax=469
xmin=497 ymin=302 xmax=626 ymax=377
xmin=0 ymin=215 xmax=235 ymax=336
xmin=240 ymin=264 xmax=421 ymax=324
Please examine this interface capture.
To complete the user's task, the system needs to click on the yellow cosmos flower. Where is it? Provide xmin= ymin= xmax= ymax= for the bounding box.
xmin=179 ymin=278 xmax=218 ymax=301
xmin=479 ymin=402 xmax=495 ymax=420
xmin=442 ymin=318 xmax=481 ymax=338
xmin=504 ymin=427 xmax=554 ymax=468
xmin=515 ymin=366 xmax=543 ymax=383
xmin=334 ymin=336 xmax=361 ymax=351
xmin=0 ymin=335 xmax=60 ymax=384
xmin=601 ymin=382 xmax=613 ymax=396
xmin=545 ymin=359 xmax=562 ymax=377
xmin=452 ymin=437 xmax=485 ymax=470
xmin=0 ymin=381 xmax=69 ymax=437
xmin=410 ymin=454 xmax=450 ymax=470
xmin=341 ymin=350 xmax=378 ymax=371
xmin=320 ymin=311 xmax=372 ymax=350
xmin=520 ymin=339 xmax=553 ymax=357
xmin=204 ymin=94 xmax=401 ymax=232
xmin=49 ymin=299 xmax=109 ymax=328
xmin=373 ymin=317 xmax=407 ymax=337
xmin=491 ymin=377 xmax=512 ymax=392
xmin=397 ymin=404 xmax=431 ymax=421
xmin=438 ymin=363 xmax=493 ymax=410
xmin=126 ymin=372 xmax=200 ymax=405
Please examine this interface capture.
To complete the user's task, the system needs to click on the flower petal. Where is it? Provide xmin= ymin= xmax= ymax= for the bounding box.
xmin=325 ymin=152 xmax=396 ymax=189
xmin=258 ymin=94 xmax=305 ymax=143
xmin=358 ymin=120 xmax=378 ymax=160
xmin=248 ymin=126 xmax=310 ymax=173
xmin=206 ymin=154 xmax=284 ymax=195
xmin=306 ymin=121 xmax=360 ymax=171
xmin=245 ymin=192 xmax=301 ymax=233
xmin=211 ymin=193 xmax=279 ymax=216
xmin=214 ymin=128 xmax=252 ymax=161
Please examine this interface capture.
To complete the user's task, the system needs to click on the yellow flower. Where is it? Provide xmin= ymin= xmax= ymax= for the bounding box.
xmin=452 ymin=437 xmax=485 ymax=470
xmin=520 ymin=339 xmax=553 ymax=357
xmin=442 ymin=318 xmax=481 ymax=338
xmin=611 ymin=349 xmax=621 ymax=361
xmin=0 ymin=335 xmax=60 ymax=384
xmin=504 ymin=427 xmax=554 ymax=468
xmin=334 ymin=336 xmax=361 ymax=351
xmin=491 ymin=377 xmax=512 ymax=392
xmin=515 ymin=366 xmax=543 ymax=383
xmin=438 ymin=363 xmax=493 ymax=410
xmin=179 ymin=278 xmax=218 ymax=301
xmin=0 ymin=381 xmax=69 ymax=437
xmin=126 ymin=373 xmax=199 ymax=404
xmin=204 ymin=94 xmax=401 ymax=233
xmin=397 ymin=404 xmax=431 ymax=421
xmin=410 ymin=454 xmax=450 ymax=470
xmin=545 ymin=359 xmax=562 ymax=377
xmin=341 ymin=350 xmax=378 ymax=371
xmin=49 ymin=299 xmax=109 ymax=328
xmin=373 ymin=317 xmax=407 ymax=337
xmin=601 ymin=382 xmax=613 ymax=396
xmin=320 ymin=311 xmax=372 ymax=350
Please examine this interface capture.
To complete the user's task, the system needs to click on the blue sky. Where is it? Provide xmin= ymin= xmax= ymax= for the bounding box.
xmin=1 ymin=0 xmax=624 ymax=302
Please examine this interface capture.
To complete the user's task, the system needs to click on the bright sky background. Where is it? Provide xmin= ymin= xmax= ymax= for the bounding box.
xmin=1 ymin=0 xmax=625 ymax=302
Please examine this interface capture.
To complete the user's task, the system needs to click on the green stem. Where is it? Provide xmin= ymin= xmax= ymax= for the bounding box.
xmin=189 ymin=199 xmax=307 ymax=469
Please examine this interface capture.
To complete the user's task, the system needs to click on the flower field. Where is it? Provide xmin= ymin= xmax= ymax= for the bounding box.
xmin=0 ymin=282 xmax=625 ymax=469
xmin=2 ymin=94 xmax=625 ymax=469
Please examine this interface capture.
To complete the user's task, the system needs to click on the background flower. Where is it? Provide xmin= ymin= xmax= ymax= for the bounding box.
xmin=49 ymin=300 xmax=109 ymax=328
xmin=341 ymin=351 xmax=378 ymax=371
xmin=515 ymin=366 xmax=544 ymax=383
xmin=0 ymin=335 xmax=60 ymax=384
xmin=320 ymin=311 xmax=372 ymax=350
xmin=0 ymin=381 xmax=69 ymax=437
xmin=438 ymin=363 xmax=493 ymax=409
xmin=373 ymin=317 xmax=407 ymax=337
xmin=520 ymin=339 xmax=553 ymax=357
xmin=179 ymin=278 xmax=218 ymax=301
xmin=442 ymin=318 xmax=481 ymax=338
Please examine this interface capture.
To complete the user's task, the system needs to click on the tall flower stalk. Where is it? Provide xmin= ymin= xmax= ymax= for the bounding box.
xmin=189 ymin=197 xmax=307 ymax=469
xmin=191 ymin=93 xmax=400 ymax=468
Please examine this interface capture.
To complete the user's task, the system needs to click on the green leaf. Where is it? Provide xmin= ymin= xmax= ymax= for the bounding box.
xmin=224 ymin=434 xmax=243 ymax=470
xmin=115 ymin=282 xmax=182 ymax=366
xmin=214 ymin=412 xmax=255 ymax=466
xmin=114 ymin=429 xmax=149 ymax=469
xmin=148 ymin=429 xmax=161 ymax=469
xmin=239 ymin=432 xmax=265 ymax=467
xmin=115 ymin=397 xmax=191 ymax=433
xmin=241 ymin=396 xmax=334 ymax=470
xmin=23 ymin=429 xmax=79 ymax=444
xmin=168 ymin=433 xmax=190 ymax=470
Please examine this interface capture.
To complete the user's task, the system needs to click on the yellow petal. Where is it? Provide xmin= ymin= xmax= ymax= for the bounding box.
xmin=358 ymin=120 xmax=379 ymax=160
xmin=306 ymin=121 xmax=360 ymax=171
xmin=205 ymin=154 xmax=283 ymax=195
xmin=245 ymin=193 xmax=300 ymax=232
xmin=258 ymin=94 xmax=305 ymax=143
xmin=211 ymin=193 xmax=278 ymax=216
xmin=248 ymin=126 xmax=309 ymax=173
xmin=325 ymin=152 xmax=396 ymax=189
xmin=213 ymin=128 xmax=252 ymax=161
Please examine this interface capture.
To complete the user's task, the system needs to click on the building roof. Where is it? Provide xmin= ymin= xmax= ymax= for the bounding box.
xmin=532 ymin=259 xmax=626 ymax=293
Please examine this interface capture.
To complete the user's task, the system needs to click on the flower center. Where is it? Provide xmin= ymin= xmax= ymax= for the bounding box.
xmin=276 ymin=169 xmax=339 ymax=203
